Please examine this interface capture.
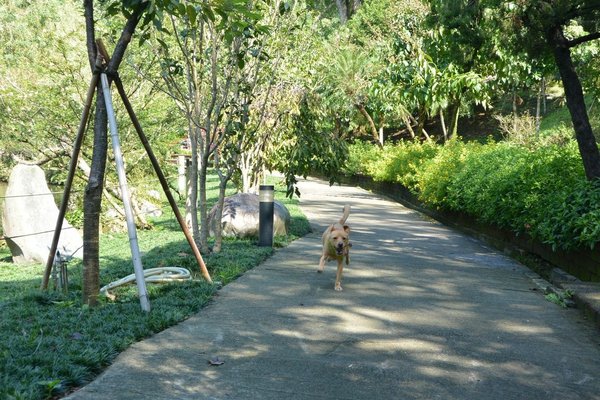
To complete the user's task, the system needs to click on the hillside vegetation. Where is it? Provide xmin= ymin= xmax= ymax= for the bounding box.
xmin=345 ymin=108 xmax=600 ymax=251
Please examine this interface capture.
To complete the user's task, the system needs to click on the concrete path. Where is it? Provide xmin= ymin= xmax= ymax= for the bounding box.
xmin=66 ymin=177 xmax=600 ymax=400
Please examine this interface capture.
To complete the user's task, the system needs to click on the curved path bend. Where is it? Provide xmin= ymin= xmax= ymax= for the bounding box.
xmin=67 ymin=177 xmax=600 ymax=400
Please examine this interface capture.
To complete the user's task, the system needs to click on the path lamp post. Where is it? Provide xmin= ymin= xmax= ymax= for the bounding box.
xmin=258 ymin=185 xmax=274 ymax=247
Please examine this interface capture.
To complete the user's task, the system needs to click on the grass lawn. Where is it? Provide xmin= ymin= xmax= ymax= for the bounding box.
xmin=0 ymin=174 xmax=311 ymax=400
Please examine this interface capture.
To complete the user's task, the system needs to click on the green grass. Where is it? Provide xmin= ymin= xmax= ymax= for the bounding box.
xmin=0 ymin=174 xmax=311 ymax=400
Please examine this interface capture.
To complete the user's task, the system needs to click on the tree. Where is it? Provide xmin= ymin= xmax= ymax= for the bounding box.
xmin=507 ymin=0 xmax=600 ymax=180
xmin=81 ymin=0 xmax=149 ymax=306
xmin=424 ymin=0 xmax=498 ymax=138
xmin=153 ymin=1 xmax=268 ymax=253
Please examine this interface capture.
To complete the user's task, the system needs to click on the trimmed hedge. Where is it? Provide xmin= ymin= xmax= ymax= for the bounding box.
xmin=345 ymin=140 xmax=600 ymax=251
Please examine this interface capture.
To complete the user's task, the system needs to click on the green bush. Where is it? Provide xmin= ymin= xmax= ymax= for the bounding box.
xmin=347 ymin=139 xmax=600 ymax=250
xmin=348 ymin=140 xmax=439 ymax=192
xmin=343 ymin=140 xmax=381 ymax=176
xmin=417 ymin=140 xmax=479 ymax=207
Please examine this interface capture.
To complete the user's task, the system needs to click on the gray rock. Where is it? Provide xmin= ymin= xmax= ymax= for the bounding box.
xmin=208 ymin=193 xmax=290 ymax=238
xmin=1 ymin=164 xmax=83 ymax=264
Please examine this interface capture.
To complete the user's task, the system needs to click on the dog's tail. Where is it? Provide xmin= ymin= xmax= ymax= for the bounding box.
xmin=339 ymin=205 xmax=351 ymax=225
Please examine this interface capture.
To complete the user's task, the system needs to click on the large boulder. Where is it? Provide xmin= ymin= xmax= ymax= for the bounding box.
xmin=208 ymin=193 xmax=290 ymax=238
xmin=2 ymin=164 xmax=83 ymax=264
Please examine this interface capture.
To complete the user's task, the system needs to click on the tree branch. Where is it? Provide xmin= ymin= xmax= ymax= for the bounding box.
xmin=107 ymin=4 xmax=148 ymax=75
xmin=567 ymin=31 xmax=600 ymax=48
xmin=84 ymin=0 xmax=97 ymax=71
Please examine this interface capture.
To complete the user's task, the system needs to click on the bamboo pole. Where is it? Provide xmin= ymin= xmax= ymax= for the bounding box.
xmin=100 ymin=73 xmax=151 ymax=312
xmin=112 ymin=76 xmax=213 ymax=284
xmin=42 ymin=71 xmax=99 ymax=290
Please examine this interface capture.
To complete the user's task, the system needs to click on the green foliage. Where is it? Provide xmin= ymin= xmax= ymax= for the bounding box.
xmin=347 ymin=138 xmax=600 ymax=250
xmin=417 ymin=139 xmax=479 ymax=206
xmin=538 ymin=179 xmax=600 ymax=250
xmin=343 ymin=140 xmax=382 ymax=176
xmin=273 ymin=98 xmax=349 ymax=197
xmin=364 ymin=140 xmax=439 ymax=191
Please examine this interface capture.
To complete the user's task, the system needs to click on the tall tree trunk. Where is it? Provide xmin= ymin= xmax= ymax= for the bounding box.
xmin=402 ymin=115 xmax=416 ymax=139
xmin=82 ymin=88 xmax=107 ymax=306
xmin=188 ymin=124 xmax=200 ymax=243
xmin=439 ymin=109 xmax=448 ymax=141
xmin=336 ymin=0 xmax=362 ymax=22
xmin=550 ymin=27 xmax=600 ymax=181
xmin=541 ymin=77 xmax=547 ymax=114
xmin=536 ymin=81 xmax=542 ymax=135
xmin=512 ymin=91 xmax=519 ymax=132
xmin=448 ymin=101 xmax=461 ymax=139
xmin=414 ymin=107 xmax=429 ymax=140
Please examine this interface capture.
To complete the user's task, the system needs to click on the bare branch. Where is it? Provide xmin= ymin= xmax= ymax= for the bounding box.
xmin=567 ymin=31 xmax=600 ymax=48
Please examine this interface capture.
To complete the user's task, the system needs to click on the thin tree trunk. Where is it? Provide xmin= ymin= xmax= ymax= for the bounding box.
xmin=403 ymin=116 xmax=416 ymax=139
xmin=198 ymin=152 xmax=210 ymax=253
xmin=212 ymin=178 xmax=228 ymax=253
xmin=536 ymin=81 xmax=542 ymax=136
xmin=355 ymin=103 xmax=382 ymax=147
xmin=541 ymin=77 xmax=547 ymax=114
xmin=439 ymin=109 xmax=448 ymax=141
xmin=189 ymin=124 xmax=200 ymax=243
xmin=448 ymin=101 xmax=460 ymax=139
xmin=550 ymin=27 xmax=600 ymax=181
xmin=415 ymin=108 xmax=427 ymax=139
xmin=512 ymin=91 xmax=519 ymax=132
xmin=336 ymin=0 xmax=348 ymax=23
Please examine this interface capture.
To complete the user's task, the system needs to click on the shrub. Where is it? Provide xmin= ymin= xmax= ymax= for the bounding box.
xmin=344 ymin=140 xmax=381 ymax=176
xmin=346 ymin=138 xmax=599 ymax=251
xmin=417 ymin=140 xmax=479 ymax=207
xmin=347 ymin=140 xmax=438 ymax=192
xmin=537 ymin=179 xmax=600 ymax=250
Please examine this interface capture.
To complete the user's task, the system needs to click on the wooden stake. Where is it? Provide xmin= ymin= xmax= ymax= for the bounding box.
xmin=42 ymin=70 xmax=99 ymax=290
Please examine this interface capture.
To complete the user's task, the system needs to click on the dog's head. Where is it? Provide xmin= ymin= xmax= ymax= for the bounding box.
xmin=328 ymin=225 xmax=350 ymax=256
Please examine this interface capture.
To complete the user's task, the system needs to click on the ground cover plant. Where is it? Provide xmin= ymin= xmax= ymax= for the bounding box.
xmin=0 ymin=174 xmax=310 ymax=400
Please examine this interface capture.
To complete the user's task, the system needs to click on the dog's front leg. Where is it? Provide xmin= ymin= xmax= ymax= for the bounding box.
xmin=335 ymin=259 xmax=344 ymax=291
xmin=318 ymin=254 xmax=326 ymax=273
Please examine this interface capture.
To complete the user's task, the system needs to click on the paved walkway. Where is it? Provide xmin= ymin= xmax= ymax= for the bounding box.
xmin=66 ymin=177 xmax=600 ymax=400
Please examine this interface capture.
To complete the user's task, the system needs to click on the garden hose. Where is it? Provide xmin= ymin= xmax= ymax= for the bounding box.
xmin=100 ymin=266 xmax=191 ymax=295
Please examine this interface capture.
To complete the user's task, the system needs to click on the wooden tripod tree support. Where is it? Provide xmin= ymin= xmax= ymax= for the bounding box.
xmin=43 ymin=40 xmax=212 ymax=291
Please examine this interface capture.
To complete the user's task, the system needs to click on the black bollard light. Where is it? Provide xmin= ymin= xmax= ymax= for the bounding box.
xmin=258 ymin=185 xmax=274 ymax=247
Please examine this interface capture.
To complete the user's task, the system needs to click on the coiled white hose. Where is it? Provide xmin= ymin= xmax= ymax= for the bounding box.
xmin=100 ymin=266 xmax=192 ymax=295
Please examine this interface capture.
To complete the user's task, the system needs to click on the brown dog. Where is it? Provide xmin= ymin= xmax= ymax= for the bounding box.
xmin=318 ymin=205 xmax=351 ymax=291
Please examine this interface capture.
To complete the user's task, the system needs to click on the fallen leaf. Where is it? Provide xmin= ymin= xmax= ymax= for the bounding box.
xmin=208 ymin=357 xmax=225 ymax=366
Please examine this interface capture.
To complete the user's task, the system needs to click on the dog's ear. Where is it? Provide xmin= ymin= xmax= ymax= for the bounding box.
xmin=343 ymin=225 xmax=350 ymax=233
